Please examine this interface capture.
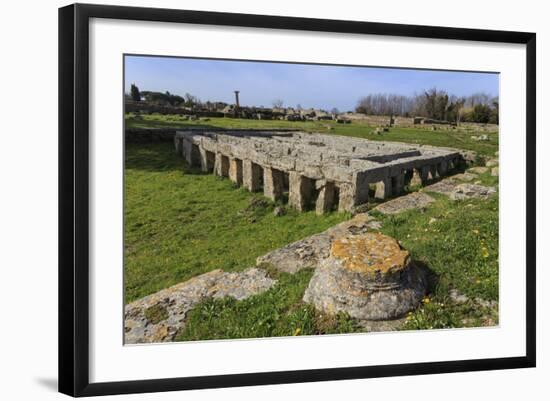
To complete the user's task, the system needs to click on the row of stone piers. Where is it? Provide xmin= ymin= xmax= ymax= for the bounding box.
xmin=176 ymin=131 xmax=463 ymax=214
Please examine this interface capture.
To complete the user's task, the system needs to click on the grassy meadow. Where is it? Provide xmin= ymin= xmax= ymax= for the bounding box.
xmin=125 ymin=114 xmax=499 ymax=338
xmin=126 ymin=113 xmax=499 ymax=157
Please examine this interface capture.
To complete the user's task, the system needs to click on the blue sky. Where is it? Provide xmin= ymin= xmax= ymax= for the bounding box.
xmin=125 ymin=55 xmax=499 ymax=111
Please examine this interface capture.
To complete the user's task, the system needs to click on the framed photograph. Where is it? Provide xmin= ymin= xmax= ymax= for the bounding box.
xmin=58 ymin=3 xmax=536 ymax=397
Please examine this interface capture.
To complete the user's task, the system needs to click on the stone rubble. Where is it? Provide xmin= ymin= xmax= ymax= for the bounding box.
xmin=374 ymin=192 xmax=435 ymax=214
xmin=257 ymin=213 xmax=381 ymax=274
xmin=467 ymin=166 xmax=489 ymax=174
xmin=448 ymin=183 xmax=497 ymax=201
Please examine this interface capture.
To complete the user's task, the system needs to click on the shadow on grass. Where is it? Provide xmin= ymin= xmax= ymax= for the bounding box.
xmin=414 ymin=260 xmax=439 ymax=296
xmin=125 ymin=141 xmax=210 ymax=174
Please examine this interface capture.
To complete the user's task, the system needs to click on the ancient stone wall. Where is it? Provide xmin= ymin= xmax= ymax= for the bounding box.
xmin=175 ymin=130 xmax=463 ymax=213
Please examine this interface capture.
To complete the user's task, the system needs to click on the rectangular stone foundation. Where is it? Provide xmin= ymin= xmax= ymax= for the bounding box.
xmin=176 ymin=130 xmax=463 ymax=213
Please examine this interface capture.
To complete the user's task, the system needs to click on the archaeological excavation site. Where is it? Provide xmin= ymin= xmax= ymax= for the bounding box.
xmin=174 ymin=130 xmax=464 ymax=213
xmin=124 ymin=127 xmax=499 ymax=344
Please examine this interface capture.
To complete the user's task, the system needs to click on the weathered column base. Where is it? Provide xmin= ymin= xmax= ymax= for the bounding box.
xmin=303 ymin=233 xmax=428 ymax=321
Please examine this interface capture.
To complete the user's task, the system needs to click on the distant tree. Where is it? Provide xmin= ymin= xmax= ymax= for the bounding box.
xmin=130 ymin=84 xmax=141 ymax=102
xmin=272 ymin=99 xmax=284 ymax=108
xmin=471 ymin=104 xmax=491 ymax=123
xmin=489 ymin=99 xmax=499 ymax=124
xmin=331 ymin=107 xmax=340 ymax=115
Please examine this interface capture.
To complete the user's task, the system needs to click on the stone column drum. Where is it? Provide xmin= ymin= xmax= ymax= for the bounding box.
xmin=303 ymin=233 xmax=427 ymax=321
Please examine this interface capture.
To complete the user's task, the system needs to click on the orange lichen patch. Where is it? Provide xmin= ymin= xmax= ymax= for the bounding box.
xmin=331 ymin=233 xmax=409 ymax=275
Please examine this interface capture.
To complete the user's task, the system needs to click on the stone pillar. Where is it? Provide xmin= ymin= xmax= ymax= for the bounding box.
xmin=448 ymin=158 xmax=456 ymax=171
xmin=199 ymin=148 xmax=214 ymax=173
xmin=429 ymin=164 xmax=438 ymax=180
xmin=289 ymin=172 xmax=313 ymax=211
xmin=411 ymin=166 xmax=430 ymax=186
xmin=391 ymin=173 xmax=405 ymax=196
xmin=242 ymin=160 xmax=262 ymax=192
xmin=214 ymin=154 xmax=229 ymax=177
xmin=174 ymin=137 xmax=182 ymax=155
xmin=374 ymin=178 xmax=392 ymax=200
xmin=263 ymin=167 xmax=284 ymax=201
xmin=338 ymin=183 xmax=358 ymax=212
xmin=315 ymin=181 xmax=335 ymax=215
xmin=437 ymin=160 xmax=448 ymax=177
xmin=410 ymin=169 xmax=423 ymax=186
xmin=187 ymin=143 xmax=201 ymax=168
xmin=229 ymin=158 xmax=243 ymax=185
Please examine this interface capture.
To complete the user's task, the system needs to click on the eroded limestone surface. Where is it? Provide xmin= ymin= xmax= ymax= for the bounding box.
xmin=303 ymin=233 xmax=427 ymax=320
xmin=256 ymin=213 xmax=381 ymax=273
xmin=125 ymin=268 xmax=276 ymax=344
xmin=374 ymin=192 xmax=435 ymax=214
xmin=449 ymin=183 xmax=497 ymax=200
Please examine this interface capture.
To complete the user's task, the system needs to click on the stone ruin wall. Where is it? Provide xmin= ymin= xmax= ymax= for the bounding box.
xmin=175 ymin=130 xmax=463 ymax=214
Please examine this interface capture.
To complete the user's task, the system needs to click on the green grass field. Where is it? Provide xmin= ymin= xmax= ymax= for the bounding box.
xmin=126 ymin=113 xmax=499 ymax=157
xmin=125 ymin=114 xmax=499 ymax=339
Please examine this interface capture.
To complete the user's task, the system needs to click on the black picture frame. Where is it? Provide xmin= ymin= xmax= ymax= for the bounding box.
xmin=58 ymin=3 xmax=536 ymax=397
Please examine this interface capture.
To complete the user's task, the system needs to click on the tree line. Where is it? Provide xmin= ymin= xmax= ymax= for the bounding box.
xmin=355 ymin=89 xmax=499 ymax=124
xmin=129 ymin=84 xmax=200 ymax=107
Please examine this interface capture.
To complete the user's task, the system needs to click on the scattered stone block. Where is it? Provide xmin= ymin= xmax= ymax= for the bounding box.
xmin=467 ymin=166 xmax=489 ymax=174
xmin=125 ymin=268 xmax=276 ymax=344
xmin=374 ymin=192 xmax=435 ymax=214
xmin=423 ymin=178 xmax=457 ymax=196
xmin=256 ymin=213 xmax=381 ymax=274
xmin=453 ymin=172 xmax=477 ymax=182
xmin=449 ymin=183 xmax=497 ymax=200
xmin=491 ymin=167 xmax=499 ymax=177
xmin=485 ymin=158 xmax=499 ymax=167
